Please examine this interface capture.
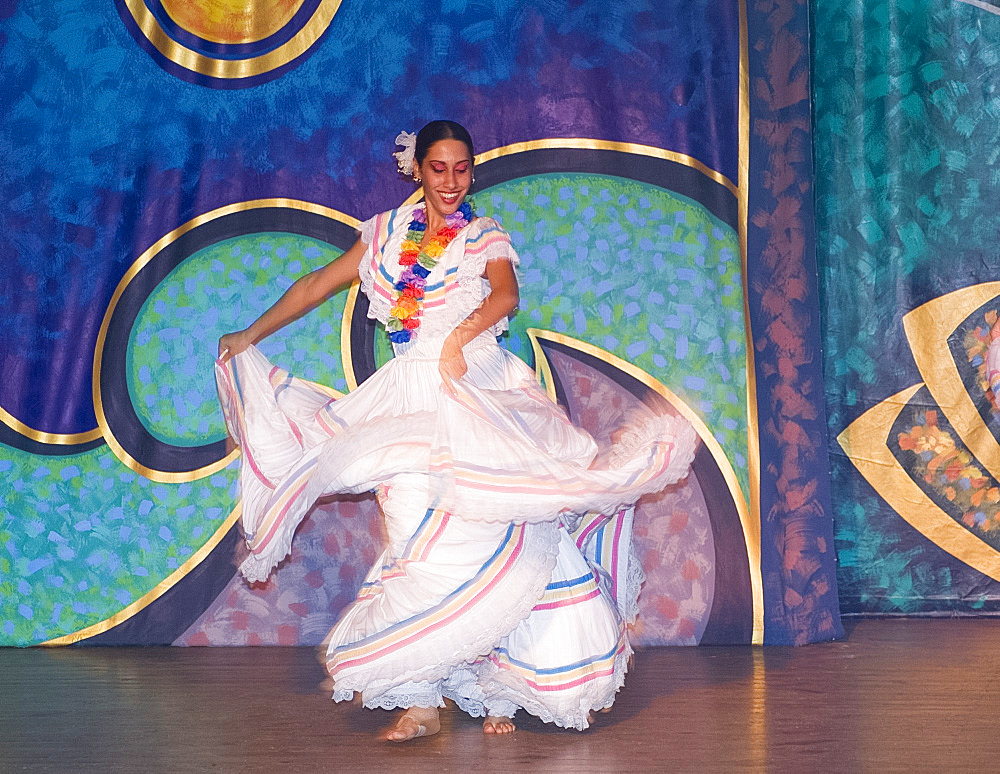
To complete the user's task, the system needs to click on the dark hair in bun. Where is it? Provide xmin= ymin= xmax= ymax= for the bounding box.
xmin=414 ymin=120 xmax=475 ymax=165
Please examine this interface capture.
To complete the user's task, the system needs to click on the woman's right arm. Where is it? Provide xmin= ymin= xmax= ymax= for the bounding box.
xmin=217 ymin=238 xmax=367 ymax=362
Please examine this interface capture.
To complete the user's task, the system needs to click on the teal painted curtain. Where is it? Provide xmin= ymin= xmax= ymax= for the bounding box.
xmin=815 ymin=0 xmax=1000 ymax=613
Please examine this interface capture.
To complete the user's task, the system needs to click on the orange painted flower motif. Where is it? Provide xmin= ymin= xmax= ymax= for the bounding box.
xmin=964 ymin=310 xmax=1000 ymax=411
xmin=897 ymin=409 xmax=1000 ymax=537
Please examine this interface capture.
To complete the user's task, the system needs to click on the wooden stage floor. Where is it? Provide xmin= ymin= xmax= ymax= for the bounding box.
xmin=3 ymin=618 xmax=999 ymax=773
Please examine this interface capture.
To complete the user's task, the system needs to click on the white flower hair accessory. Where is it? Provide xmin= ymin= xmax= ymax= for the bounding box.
xmin=393 ymin=131 xmax=417 ymax=177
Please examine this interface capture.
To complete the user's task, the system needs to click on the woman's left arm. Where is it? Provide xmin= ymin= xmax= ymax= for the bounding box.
xmin=438 ymin=258 xmax=519 ymax=386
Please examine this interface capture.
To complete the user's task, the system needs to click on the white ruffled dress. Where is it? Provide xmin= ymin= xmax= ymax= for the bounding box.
xmin=215 ymin=203 xmax=696 ymax=729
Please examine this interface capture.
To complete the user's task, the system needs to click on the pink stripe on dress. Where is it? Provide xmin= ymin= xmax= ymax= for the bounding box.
xmin=328 ymin=526 xmax=526 ymax=672
xmin=250 ymin=475 xmax=312 ymax=553
xmin=220 ymin=366 xmax=275 ymax=489
xmin=575 ymin=514 xmax=604 ymax=550
xmin=532 ymin=587 xmax=601 ymax=611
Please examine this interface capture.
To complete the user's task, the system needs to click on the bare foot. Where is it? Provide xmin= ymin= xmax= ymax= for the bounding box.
xmin=586 ymin=707 xmax=613 ymax=725
xmin=483 ymin=715 xmax=515 ymax=735
xmin=384 ymin=707 xmax=441 ymax=742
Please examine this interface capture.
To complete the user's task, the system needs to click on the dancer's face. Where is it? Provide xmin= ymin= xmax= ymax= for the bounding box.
xmin=417 ymin=139 xmax=472 ymax=223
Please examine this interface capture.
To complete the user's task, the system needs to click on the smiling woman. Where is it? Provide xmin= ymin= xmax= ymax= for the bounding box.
xmin=409 ymin=121 xmax=475 ymax=213
xmin=214 ymin=119 xmax=697 ymax=741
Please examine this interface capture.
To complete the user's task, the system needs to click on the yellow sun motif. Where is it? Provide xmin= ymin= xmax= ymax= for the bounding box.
xmin=161 ymin=0 xmax=305 ymax=45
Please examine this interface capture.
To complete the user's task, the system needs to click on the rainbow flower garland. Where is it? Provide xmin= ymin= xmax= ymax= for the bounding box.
xmin=386 ymin=201 xmax=473 ymax=343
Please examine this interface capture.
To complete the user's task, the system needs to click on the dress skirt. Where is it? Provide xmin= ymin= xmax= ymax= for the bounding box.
xmin=216 ymin=334 xmax=695 ymax=728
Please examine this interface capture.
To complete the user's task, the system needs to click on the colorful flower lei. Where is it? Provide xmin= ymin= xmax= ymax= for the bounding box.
xmin=386 ymin=201 xmax=473 ymax=343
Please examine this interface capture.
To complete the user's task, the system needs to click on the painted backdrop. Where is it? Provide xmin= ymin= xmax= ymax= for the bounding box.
xmin=815 ymin=0 xmax=1000 ymax=614
xmin=0 ymin=1 xmax=838 ymax=646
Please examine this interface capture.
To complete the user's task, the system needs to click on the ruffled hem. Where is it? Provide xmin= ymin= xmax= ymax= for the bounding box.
xmin=430 ymin=407 xmax=699 ymax=526
xmin=620 ymin=538 xmax=646 ymax=625
xmin=478 ymin=633 xmax=634 ymax=731
xmin=327 ymin=521 xmax=562 ymax=703
xmin=358 ymin=215 xmax=378 ymax=247
xmin=340 ymin=690 xmax=446 ymax=712
xmin=357 ymin=696 xmax=444 ymax=712
xmin=240 ymin=527 xmax=304 ymax=584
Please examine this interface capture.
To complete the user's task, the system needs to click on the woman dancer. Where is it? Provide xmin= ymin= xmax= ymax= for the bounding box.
xmin=216 ymin=120 xmax=696 ymax=741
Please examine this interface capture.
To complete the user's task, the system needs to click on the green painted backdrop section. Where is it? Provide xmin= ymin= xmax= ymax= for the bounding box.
xmin=483 ymin=173 xmax=749 ymax=496
xmin=128 ymin=234 xmax=350 ymax=446
xmin=5 ymin=236 xmax=357 ymax=646
xmin=813 ymin=0 xmax=1000 ymax=612
xmin=375 ymin=175 xmax=748 ymax=494
xmin=0 ymin=446 xmax=235 ymax=645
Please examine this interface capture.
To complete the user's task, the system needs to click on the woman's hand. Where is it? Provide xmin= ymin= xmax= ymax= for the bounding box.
xmin=218 ymin=330 xmax=254 ymax=363
xmin=438 ymin=332 xmax=468 ymax=396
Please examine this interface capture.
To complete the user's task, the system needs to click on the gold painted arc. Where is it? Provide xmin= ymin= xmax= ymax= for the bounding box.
xmin=527 ymin=328 xmax=763 ymax=644
xmin=838 ymin=383 xmax=1000 ymax=583
xmin=93 ymin=198 xmax=359 ymax=484
xmin=903 ymin=282 xmax=1000 ymax=488
xmin=120 ymin=0 xmax=342 ymax=79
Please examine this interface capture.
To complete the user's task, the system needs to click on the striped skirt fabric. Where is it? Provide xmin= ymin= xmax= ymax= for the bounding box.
xmin=216 ymin=336 xmax=695 ymax=728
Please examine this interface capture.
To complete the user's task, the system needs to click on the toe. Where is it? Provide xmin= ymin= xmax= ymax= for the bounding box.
xmin=483 ymin=716 xmax=515 ymax=735
xmin=385 ymin=709 xmax=439 ymax=742
xmin=384 ymin=718 xmax=417 ymax=742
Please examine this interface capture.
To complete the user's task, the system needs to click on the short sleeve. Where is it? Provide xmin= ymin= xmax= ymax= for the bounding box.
xmin=461 ymin=217 xmax=519 ymax=278
xmin=456 ymin=217 xmax=519 ymax=337
xmin=358 ymin=213 xmax=379 ymax=246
